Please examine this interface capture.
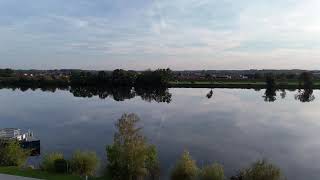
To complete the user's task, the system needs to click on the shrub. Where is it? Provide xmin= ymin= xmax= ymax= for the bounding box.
xmin=171 ymin=151 xmax=198 ymax=180
xmin=0 ymin=140 xmax=29 ymax=167
xmin=70 ymin=150 xmax=99 ymax=177
xmin=54 ymin=159 xmax=68 ymax=174
xmin=242 ymin=160 xmax=284 ymax=180
xmin=41 ymin=152 xmax=64 ymax=172
xmin=199 ymin=163 xmax=225 ymax=180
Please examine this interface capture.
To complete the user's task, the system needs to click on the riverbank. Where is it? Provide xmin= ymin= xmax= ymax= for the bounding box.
xmin=0 ymin=167 xmax=110 ymax=180
xmin=169 ymin=80 xmax=320 ymax=89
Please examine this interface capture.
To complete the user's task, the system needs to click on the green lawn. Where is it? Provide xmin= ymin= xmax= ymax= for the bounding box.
xmin=0 ymin=167 xmax=110 ymax=180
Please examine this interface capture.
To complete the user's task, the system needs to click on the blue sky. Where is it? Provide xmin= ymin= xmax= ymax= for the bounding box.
xmin=1 ymin=0 xmax=320 ymax=70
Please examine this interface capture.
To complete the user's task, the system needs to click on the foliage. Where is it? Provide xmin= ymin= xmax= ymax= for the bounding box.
xmin=42 ymin=152 xmax=64 ymax=172
xmin=199 ymin=163 xmax=224 ymax=180
xmin=106 ymin=113 xmax=160 ymax=180
xmin=54 ymin=159 xmax=69 ymax=174
xmin=170 ymin=151 xmax=198 ymax=180
xmin=241 ymin=160 xmax=284 ymax=180
xmin=145 ymin=145 xmax=161 ymax=179
xmin=299 ymin=72 xmax=313 ymax=89
xmin=70 ymin=69 xmax=172 ymax=88
xmin=265 ymin=74 xmax=276 ymax=90
xmin=70 ymin=150 xmax=99 ymax=177
xmin=0 ymin=140 xmax=29 ymax=167
xmin=135 ymin=68 xmax=173 ymax=87
xmin=0 ymin=69 xmax=14 ymax=77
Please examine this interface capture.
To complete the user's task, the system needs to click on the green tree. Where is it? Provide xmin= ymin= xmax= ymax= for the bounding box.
xmin=265 ymin=74 xmax=276 ymax=90
xmin=0 ymin=140 xmax=29 ymax=167
xmin=242 ymin=160 xmax=284 ymax=180
xmin=106 ymin=113 xmax=160 ymax=180
xmin=41 ymin=152 xmax=64 ymax=172
xmin=171 ymin=151 xmax=198 ymax=180
xmin=199 ymin=163 xmax=224 ymax=180
xmin=299 ymin=72 xmax=313 ymax=89
xmin=70 ymin=150 xmax=99 ymax=178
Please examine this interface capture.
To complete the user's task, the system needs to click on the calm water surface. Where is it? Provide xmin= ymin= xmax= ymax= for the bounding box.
xmin=0 ymin=88 xmax=320 ymax=179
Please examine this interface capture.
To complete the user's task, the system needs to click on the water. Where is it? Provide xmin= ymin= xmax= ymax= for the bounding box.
xmin=0 ymin=88 xmax=320 ymax=179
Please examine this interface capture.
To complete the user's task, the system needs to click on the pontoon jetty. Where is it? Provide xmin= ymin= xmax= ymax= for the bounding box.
xmin=0 ymin=128 xmax=40 ymax=156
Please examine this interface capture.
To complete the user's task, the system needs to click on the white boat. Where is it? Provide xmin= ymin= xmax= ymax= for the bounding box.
xmin=0 ymin=128 xmax=40 ymax=156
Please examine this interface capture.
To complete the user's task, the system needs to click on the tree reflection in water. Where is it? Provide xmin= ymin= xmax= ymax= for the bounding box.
xmin=295 ymin=89 xmax=315 ymax=102
xmin=263 ymin=88 xmax=277 ymax=102
xmin=0 ymin=85 xmax=318 ymax=103
xmin=70 ymin=86 xmax=172 ymax=103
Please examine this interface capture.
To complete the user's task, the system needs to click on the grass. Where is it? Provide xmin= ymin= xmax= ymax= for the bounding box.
xmin=0 ymin=166 xmax=110 ymax=180
xmin=169 ymin=80 xmax=320 ymax=89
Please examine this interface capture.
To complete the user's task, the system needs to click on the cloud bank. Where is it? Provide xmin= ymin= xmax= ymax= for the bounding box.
xmin=0 ymin=0 xmax=320 ymax=69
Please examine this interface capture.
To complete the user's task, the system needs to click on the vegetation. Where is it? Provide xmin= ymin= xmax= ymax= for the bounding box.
xmin=299 ymin=72 xmax=313 ymax=89
xmin=106 ymin=113 xmax=160 ymax=180
xmin=0 ymin=166 xmax=109 ymax=180
xmin=70 ymin=69 xmax=172 ymax=88
xmin=231 ymin=160 xmax=284 ymax=180
xmin=171 ymin=151 xmax=198 ymax=180
xmin=0 ymin=115 xmax=287 ymax=180
xmin=70 ymin=151 xmax=99 ymax=177
xmin=54 ymin=159 xmax=68 ymax=174
xmin=41 ymin=152 xmax=64 ymax=172
xmin=0 ymin=140 xmax=29 ymax=167
xmin=199 ymin=164 xmax=225 ymax=180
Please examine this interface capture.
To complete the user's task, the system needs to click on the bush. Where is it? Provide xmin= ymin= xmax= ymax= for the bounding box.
xmin=199 ymin=163 xmax=224 ymax=180
xmin=171 ymin=151 xmax=198 ymax=180
xmin=70 ymin=150 xmax=99 ymax=177
xmin=41 ymin=152 xmax=64 ymax=172
xmin=242 ymin=160 xmax=284 ymax=180
xmin=54 ymin=159 xmax=68 ymax=174
xmin=0 ymin=140 xmax=29 ymax=167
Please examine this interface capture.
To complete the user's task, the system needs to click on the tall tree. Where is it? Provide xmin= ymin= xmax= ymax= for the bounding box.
xmin=106 ymin=113 xmax=160 ymax=180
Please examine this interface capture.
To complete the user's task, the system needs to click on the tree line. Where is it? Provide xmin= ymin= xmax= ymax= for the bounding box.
xmin=0 ymin=68 xmax=173 ymax=89
xmin=70 ymin=69 xmax=173 ymax=88
xmin=0 ymin=113 xmax=286 ymax=180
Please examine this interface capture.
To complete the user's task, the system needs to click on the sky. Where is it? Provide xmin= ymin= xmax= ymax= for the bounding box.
xmin=1 ymin=0 xmax=320 ymax=70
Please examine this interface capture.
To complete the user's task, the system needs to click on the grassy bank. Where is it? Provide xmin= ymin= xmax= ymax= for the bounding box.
xmin=169 ymin=80 xmax=320 ymax=89
xmin=0 ymin=167 xmax=109 ymax=180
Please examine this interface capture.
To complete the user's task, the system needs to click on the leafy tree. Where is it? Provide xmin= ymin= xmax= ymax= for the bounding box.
xmin=135 ymin=68 xmax=173 ymax=87
xmin=296 ymin=72 xmax=315 ymax=102
xmin=241 ymin=160 xmax=284 ymax=180
xmin=263 ymin=74 xmax=277 ymax=102
xmin=199 ymin=163 xmax=224 ymax=180
xmin=145 ymin=146 xmax=160 ymax=179
xmin=106 ymin=113 xmax=160 ymax=180
xmin=41 ymin=152 xmax=64 ymax=172
xmin=265 ymin=74 xmax=276 ymax=90
xmin=0 ymin=68 xmax=14 ymax=77
xmin=70 ymin=150 xmax=99 ymax=178
xmin=111 ymin=69 xmax=137 ymax=87
xmin=299 ymin=72 xmax=313 ymax=89
xmin=171 ymin=151 xmax=198 ymax=180
xmin=0 ymin=140 xmax=29 ymax=167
